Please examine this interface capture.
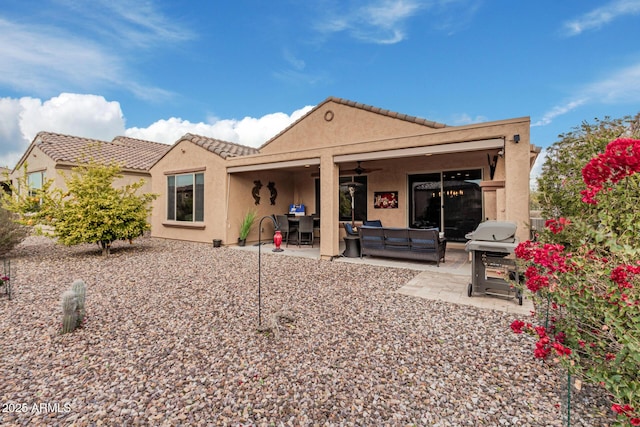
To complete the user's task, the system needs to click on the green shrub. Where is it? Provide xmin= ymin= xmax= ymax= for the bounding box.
xmin=0 ymin=206 xmax=29 ymax=257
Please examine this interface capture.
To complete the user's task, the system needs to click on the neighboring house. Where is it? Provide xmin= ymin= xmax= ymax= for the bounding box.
xmin=150 ymin=96 xmax=540 ymax=260
xmin=10 ymin=132 xmax=170 ymax=196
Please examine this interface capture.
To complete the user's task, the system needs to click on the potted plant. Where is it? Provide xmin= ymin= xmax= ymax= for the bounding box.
xmin=238 ymin=210 xmax=257 ymax=246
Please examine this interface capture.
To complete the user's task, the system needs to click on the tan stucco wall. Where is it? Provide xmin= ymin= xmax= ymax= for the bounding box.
xmin=260 ymin=102 xmax=439 ymax=155
xmin=226 ymin=170 xmax=296 ymax=244
xmin=503 ymin=122 xmax=531 ymax=242
xmin=150 ymin=140 xmax=225 ymax=243
xmin=9 ymin=146 xmax=58 ymax=188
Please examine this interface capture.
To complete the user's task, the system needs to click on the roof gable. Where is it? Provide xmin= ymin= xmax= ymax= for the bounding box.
xmin=259 ymin=96 xmax=447 ymax=153
xmin=149 ymin=133 xmax=259 ymax=169
xmin=14 ymin=132 xmax=170 ymax=172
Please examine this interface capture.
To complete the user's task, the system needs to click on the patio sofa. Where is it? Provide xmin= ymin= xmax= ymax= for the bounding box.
xmin=358 ymin=226 xmax=446 ymax=266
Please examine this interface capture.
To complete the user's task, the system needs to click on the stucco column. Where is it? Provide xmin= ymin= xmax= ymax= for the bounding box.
xmin=319 ymin=154 xmax=340 ymax=260
xmin=504 ymin=124 xmax=531 ymax=242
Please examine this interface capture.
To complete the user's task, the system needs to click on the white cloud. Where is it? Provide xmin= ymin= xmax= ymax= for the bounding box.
xmin=563 ymin=0 xmax=640 ymax=36
xmin=533 ymin=61 xmax=640 ymax=127
xmin=583 ymin=62 xmax=640 ymax=103
xmin=450 ymin=113 xmax=488 ymax=125
xmin=126 ymin=106 xmax=314 ymax=148
xmin=314 ymin=0 xmax=480 ymax=43
xmin=0 ymin=94 xmax=125 ymax=169
xmin=0 ymin=92 xmax=315 ymax=168
xmin=92 ymin=0 xmax=194 ymax=47
xmin=0 ymin=0 xmax=189 ymax=101
xmin=0 ymin=98 xmax=25 ymax=168
xmin=19 ymin=94 xmax=126 ymax=141
xmin=315 ymin=0 xmax=422 ymax=44
xmin=283 ymin=49 xmax=306 ymax=71
xmin=532 ymin=99 xmax=587 ymax=127
xmin=0 ymin=18 xmax=121 ymax=94
xmin=0 ymin=94 xmax=507 ymax=171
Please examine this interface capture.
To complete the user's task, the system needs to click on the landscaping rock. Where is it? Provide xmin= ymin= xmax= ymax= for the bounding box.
xmin=0 ymin=236 xmax=615 ymax=426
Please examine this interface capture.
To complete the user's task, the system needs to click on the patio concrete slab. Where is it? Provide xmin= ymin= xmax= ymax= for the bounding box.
xmin=396 ymin=269 xmax=534 ymax=315
xmin=230 ymin=241 xmax=533 ymax=315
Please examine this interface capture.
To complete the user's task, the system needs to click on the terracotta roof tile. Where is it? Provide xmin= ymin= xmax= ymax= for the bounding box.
xmin=32 ymin=132 xmax=170 ymax=171
xmin=182 ymin=133 xmax=259 ymax=159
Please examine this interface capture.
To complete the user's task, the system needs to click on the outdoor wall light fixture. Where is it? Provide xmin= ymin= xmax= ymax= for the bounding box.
xmin=513 ymin=134 xmax=520 ymax=143
xmin=257 ymin=215 xmax=281 ymax=327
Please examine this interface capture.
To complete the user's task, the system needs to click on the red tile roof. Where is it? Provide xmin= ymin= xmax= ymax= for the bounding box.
xmin=27 ymin=132 xmax=170 ymax=171
xmin=182 ymin=133 xmax=259 ymax=159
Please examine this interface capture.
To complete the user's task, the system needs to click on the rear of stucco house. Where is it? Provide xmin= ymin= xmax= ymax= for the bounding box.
xmin=150 ymin=97 xmax=539 ymax=260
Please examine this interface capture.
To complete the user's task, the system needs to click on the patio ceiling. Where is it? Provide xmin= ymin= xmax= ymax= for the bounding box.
xmin=225 ymin=137 xmax=505 ymax=175
xmin=227 ymin=158 xmax=320 ymax=173
xmin=334 ymin=137 xmax=504 ymax=163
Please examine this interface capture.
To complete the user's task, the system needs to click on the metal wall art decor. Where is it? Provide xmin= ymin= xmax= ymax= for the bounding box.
xmin=374 ymin=191 xmax=398 ymax=209
xmin=252 ymin=180 xmax=262 ymax=205
xmin=267 ymin=181 xmax=277 ymax=205
xmin=488 ymin=154 xmax=498 ymax=180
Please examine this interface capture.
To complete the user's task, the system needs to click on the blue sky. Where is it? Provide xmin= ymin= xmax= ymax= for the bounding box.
xmin=1 ymin=0 xmax=640 ymax=185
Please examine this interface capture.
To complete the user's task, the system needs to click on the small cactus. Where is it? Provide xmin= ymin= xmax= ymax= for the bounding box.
xmin=71 ymin=279 xmax=87 ymax=326
xmin=61 ymin=290 xmax=78 ymax=334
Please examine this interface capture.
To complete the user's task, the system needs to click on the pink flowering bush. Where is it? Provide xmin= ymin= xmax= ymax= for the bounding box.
xmin=512 ymin=138 xmax=640 ymax=426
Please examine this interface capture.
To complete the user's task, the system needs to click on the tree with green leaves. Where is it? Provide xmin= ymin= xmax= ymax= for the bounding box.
xmin=537 ymin=113 xmax=640 ymax=219
xmin=2 ymin=160 xmax=157 ymax=256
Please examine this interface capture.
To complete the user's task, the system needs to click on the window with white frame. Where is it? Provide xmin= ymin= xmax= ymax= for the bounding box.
xmin=28 ymin=171 xmax=45 ymax=197
xmin=25 ymin=171 xmax=46 ymax=210
xmin=167 ymin=172 xmax=204 ymax=222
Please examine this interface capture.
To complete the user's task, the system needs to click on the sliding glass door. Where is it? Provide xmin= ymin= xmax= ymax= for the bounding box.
xmin=409 ymin=173 xmax=441 ymax=229
xmin=409 ymin=169 xmax=482 ymax=242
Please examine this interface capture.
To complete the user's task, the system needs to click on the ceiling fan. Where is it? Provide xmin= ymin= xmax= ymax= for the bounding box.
xmin=310 ymin=161 xmax=382 ymax=177
xmin=342 ymin=161 xmax=382 ymax=176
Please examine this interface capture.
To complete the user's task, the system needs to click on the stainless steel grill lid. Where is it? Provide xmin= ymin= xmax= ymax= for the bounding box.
xmin=464 ymin=220 xmax=517 ymax=242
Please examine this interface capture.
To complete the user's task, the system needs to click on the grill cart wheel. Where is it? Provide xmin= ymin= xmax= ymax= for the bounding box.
xmin=467 ymin=283 xmax=473 ymax=297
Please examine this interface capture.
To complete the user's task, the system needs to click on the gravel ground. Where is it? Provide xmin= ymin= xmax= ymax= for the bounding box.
xmin=0 ymin=236 xmax=616 ymax=426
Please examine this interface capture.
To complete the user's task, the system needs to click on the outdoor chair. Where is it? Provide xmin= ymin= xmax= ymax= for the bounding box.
xmin=344 ymin=223 xmax=358 ymax=236
xmin=297 ymin=216 xmax=314 ymax=247
xmin=276 ymin=215 xmax=296 ymax=247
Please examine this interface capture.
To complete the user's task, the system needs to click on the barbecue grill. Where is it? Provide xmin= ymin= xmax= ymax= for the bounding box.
xmin=465 ymin=221 xmax=522 ymax=305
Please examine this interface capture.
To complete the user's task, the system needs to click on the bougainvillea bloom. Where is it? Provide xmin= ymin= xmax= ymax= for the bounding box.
xmin=552 ymin=342 xmax=572 ymax=356
xmin=612 ymin=404 xmax=635 ymax=415
xmin=524 ymin=266 xmax=550 ymax=292
xmin=610 ymin=264 xmax=640 ymax=290
xmin=581 ymin=138 xmax=640 ymax=204
xmin=545 ymin=217 xmax=570 ymax=234
xmin=510 ymin=319 xmax=526 ymax=334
